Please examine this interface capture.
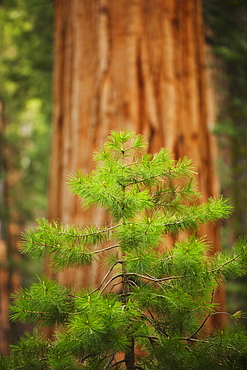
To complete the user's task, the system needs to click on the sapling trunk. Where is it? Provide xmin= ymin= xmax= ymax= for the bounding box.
xmin=124 ymin=337 xmax=135 ymax=370
xmin=122 ymin=253 xmax=135 ymax=370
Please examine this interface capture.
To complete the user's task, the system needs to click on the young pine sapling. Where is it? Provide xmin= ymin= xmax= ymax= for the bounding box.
xmin=2 ymin=130 xmax=247 ymax=370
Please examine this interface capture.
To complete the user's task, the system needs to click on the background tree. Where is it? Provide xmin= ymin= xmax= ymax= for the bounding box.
xmin=0 ymin=0 xmax=53 ymax=353
xmin=203 ymin=0 xmax=247 ymax=318
xmin=50 ymin=0 xmax=221 ymax=301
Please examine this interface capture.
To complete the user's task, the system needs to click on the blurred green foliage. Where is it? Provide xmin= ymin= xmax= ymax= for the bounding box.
xmin=203 ymin=0 xmax=247 ymax=318
xmin=0 ymin=0 xmax=53 ymax=224
xmin=203 ymin=0 xmax=247 ymax=231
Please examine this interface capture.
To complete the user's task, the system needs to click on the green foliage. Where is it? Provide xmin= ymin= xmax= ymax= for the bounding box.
xmin=0 ymin=0 xmax=53 ymax=221
xmin=10 ymin=278 xmax=74 ymax=326
xmin=203 ymin=0 xmax=247 ymax=236
xmin=2 ymin=131 xmax=247 ymax=369
xmin=0 ymin=330 xmax=51 ymax=370
xmin=203 ymin=0 xmax=247 ymax=321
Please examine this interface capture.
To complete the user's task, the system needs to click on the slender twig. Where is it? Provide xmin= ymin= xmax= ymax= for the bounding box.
xmin=182 ymin=337 xmax=242 ymax=354
xmin=57 ymin=223 xmax=122 ymax=238
xmin=98 ymin=250 xmax=246 ymax=296
xmin=12 ymin=344 xmax=53 ymax=354
xmin=22 ymin=310 xmax=49 ymax=315
xmin=139 ymin=310 xmax=169 ymax=337
xmin=26 ymin=242 xmax=119 ymax=257
xmin=122 ymin=250 xmax=245 ymax=284
xmin=110 ymin=281 xmax=122 ymax=292
xmin=163 ymin=219 xmax=189 ymax=227
xmin=155 ymin=280 xmax=167 ymax=292
xmin=26 ymin=241 xmax=56 ymax=249
xmin=210 ymin=311 xmax=233 ymax=317
xmin=104 ymin=188 xmax=123 ymax=208
xmin=125 ymin=272 xmax=185 ymax=282
xmin=92 ymin=244 xmax=119 ymax=254
xmin=80 ymin=354 xmax=93 ymax=363
xmin=103 ymin=356 xmax=114 ymax=370
xmin=118 ymin=167 xmax=194 ymax=187
xmin=147 ymin=335 xmax=159 ymax=350
xmin=109 ymin=359 xmax=125 ymax=368
xmin=92 ymin=261 xmax=122 ymax=293
xmin=209 ymin=251 xmax=244 ymax=273
xmin=128 ymin=279 xmax=139 ymax=288
xmin=189 ymin=312 xmax=211 ymax=340
xmin=187 ymin=290 xmax=215 ymax=339
xmin=182 ymin=337 xmax=210 ymax=343
xmin=100 ymin=274 xmax=123 ymax=293
xmin=147 ymin=308 xmax=156 ymax=322
xmin=101 ymin=353 xmax=116 ymax=369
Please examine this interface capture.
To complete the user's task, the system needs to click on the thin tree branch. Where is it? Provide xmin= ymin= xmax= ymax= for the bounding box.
xmin=187 ymin=290 xmax=215 ymax=339
xmin=182 ymin=337 xmax=242 ymax=354
xmin=209 ymin=251 xmax=244 ymax=273
xmin=57 ymin=223 xmax=122 ymax=238
xmin=25 ymin=242 xmax=119 ymax=257
xmin=139 ymin=310 xmax=169 ymax=337
xmin=110 ymin=281 xmax=122 ymax=292
xmin=125 ymin=272 xmax=185 ymax=282
xmin=188 ymin=312 xmax=211 ymax=340
xmin=100 ymin=274 xmax=123 ymax=293
xmin=210 ymin=311 xmax=233 ymax=317
xmin=92 ymin=244 xmax=119 ymax=254
xmin=103 ymin=356 xmax=114 ymax=370
xmin=98 ymin=249 xmax=246 ymax=296
xmin=109 ymin=359 xmax=125 ymax=368
xmin=92 ymin=261 xmax=122 ymax=293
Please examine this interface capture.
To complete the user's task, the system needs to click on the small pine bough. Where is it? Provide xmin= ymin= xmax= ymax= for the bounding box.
xmin=2 ymin=130 xmax=247 ymax=369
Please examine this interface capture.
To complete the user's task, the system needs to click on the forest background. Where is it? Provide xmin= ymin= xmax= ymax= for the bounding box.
xmin=0 ymin=0 xmax=247 ymax=355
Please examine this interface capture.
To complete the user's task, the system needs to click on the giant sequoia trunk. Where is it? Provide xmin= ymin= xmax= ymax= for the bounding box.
xmin=49 ymin=0 xmax=224 ymax=326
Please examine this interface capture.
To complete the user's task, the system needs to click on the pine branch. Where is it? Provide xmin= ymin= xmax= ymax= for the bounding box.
xmin=109 ymin=359 xmax=125 ymax=368
xmin=57 ymin=223 xmax=122 ymax=238
xmin=184 ymin=337 xmax=243 ymax=354
xmin=92 ymin=260 xmax=122 ymax=293
xmin=209 ymin=250 xmax=245 ymax=273
xmin=125 ymin=272 xmax=185 ymax=283
xmin=100 ymin=273 xmax=123 ymax=293
xmin=92 ymin=244 xmax=119 ymax=254
xmin=102 ymin=353 xmax=116 ymax=369
xmin=139 ymin=310 xmax=169 ymax=337
xmin=187 ymin=290 xmax=215 ymax=339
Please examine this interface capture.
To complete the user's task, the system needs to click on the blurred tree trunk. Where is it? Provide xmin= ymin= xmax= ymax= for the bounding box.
xmin=0 ymin=100 xmax=10 ymax=355
xmin=49 ymin=0 xmax=224 ymax=327
xmin=0 ymin=240 xmax=9 ymax=355
xmin=0 ymin=100 xmax=23 ymax=354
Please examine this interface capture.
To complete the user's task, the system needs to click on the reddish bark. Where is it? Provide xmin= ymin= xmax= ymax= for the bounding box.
xmin=49 ymin=0 xmax=224 ymax=327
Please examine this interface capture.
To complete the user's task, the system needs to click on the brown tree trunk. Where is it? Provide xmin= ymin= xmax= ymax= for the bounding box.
xmin=0 ymin=239 xmax=9 ymax=355
xmin=0 ymin=99 xmax=24 ymax=353
xmin=0 ymin=100 xmax=10 ymax=354
xmin=49 ymin=0 xmax=224 ymax=326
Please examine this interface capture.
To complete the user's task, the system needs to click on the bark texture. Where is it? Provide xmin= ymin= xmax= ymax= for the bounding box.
xmin=50 ymin=0 xmax=223 ymax=324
